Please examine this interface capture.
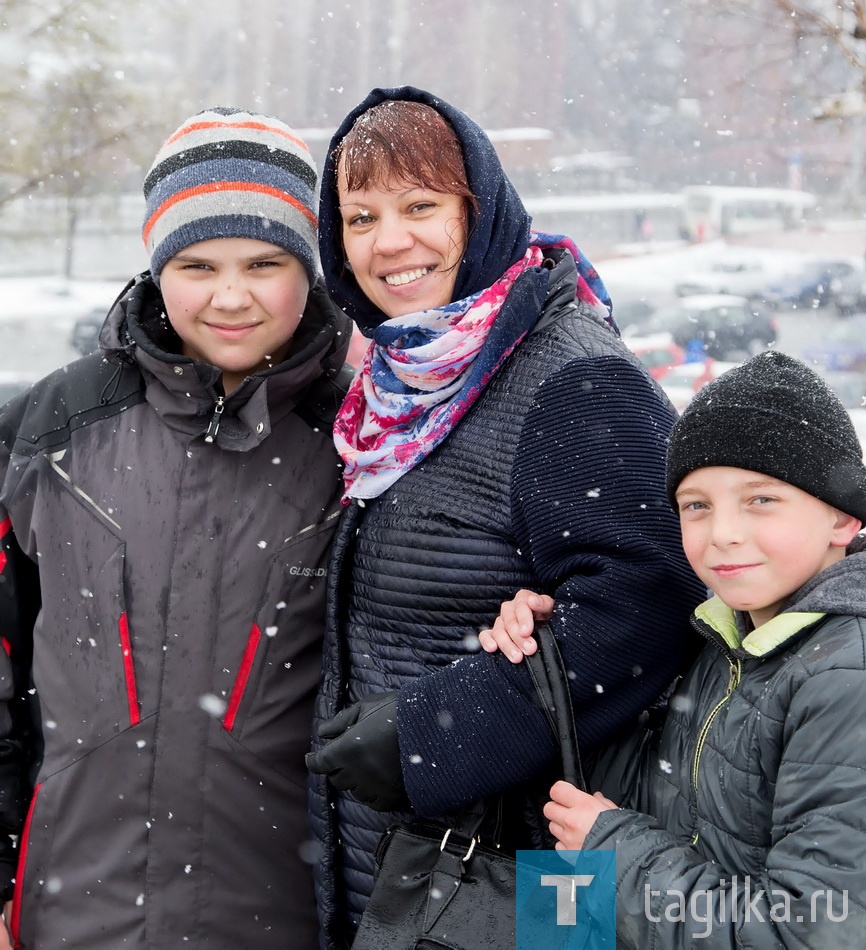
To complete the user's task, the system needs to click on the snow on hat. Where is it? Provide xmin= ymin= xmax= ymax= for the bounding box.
xmin=666 ymin=350 xmax=866 ymax=523
xmin=142 ymin=107 xmax=319 ymax=281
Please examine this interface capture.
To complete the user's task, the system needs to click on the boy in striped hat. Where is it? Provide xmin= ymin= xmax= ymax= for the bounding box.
xmin=142 ymin=107 xmax=324 ymax=397
xmin=0 ymin=109 xmax=351 ymax=948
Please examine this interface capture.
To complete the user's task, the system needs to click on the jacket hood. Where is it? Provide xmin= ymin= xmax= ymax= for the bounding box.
xmin=97 ymin=272 xmax=351 ymax=449
xmin=785 ymin=547 xmax=866 ymax=617
xmin=695 ymin=549 xmax=866 ymax=659
xmin=318 ymin=85 xmax=532 ymax=333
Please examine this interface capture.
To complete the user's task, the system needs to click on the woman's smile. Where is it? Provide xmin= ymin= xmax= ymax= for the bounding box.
xmin=339 ymin=177 xmax=467 ymax=319
xmin=383 ymin=266 xmax=433 ymax=286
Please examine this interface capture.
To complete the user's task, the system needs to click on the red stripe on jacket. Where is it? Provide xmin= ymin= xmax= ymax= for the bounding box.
xmin=0 ymin=517 xmax=11 ymax=576
xmin=118 ymin=612 xmax=140 ymax=726
xmin=10 ymin=781 xmax=42 ymax=944
xmin=222 ymin=624 xmax=262 ymax=732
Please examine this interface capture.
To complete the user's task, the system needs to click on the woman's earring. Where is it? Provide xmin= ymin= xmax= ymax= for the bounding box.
xmin=344 ymin=260 xmax=354 ymax=273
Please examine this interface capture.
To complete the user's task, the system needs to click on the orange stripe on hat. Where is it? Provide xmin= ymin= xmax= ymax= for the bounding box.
xmin=143 ymin=180 xmax=318 ymax=245
xmin=163 ymin=120 xmax=312 ymax=156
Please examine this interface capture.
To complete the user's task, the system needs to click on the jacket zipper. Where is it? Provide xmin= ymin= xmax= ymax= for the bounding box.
xmin=690 ymin=656 xmax=741 ymax=844
xmin=204 ymin=396 xmax=225 ymax=443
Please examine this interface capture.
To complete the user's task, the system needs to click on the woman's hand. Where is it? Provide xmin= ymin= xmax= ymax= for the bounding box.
xmin=478 ymin=590 xmax=555 ymax=663
xmin=543 ymin=780 xmax=617 ymax=850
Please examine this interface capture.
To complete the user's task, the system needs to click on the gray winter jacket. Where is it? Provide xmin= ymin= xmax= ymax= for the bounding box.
xmin=587 ymin=549 xmax=866 ymax=948
xmin=0 ymin=274 xmax=350 ymax=949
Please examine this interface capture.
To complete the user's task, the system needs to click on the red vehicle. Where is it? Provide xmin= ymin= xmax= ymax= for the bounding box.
xmin=660 ymin=357 xmax=742 ymax=413
xmin=625 ymin=334 xmax=685 ymax=380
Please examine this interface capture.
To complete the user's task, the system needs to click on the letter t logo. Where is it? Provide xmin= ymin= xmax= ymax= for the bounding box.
xmin=540 ymin=874 xmax=596 ymax=925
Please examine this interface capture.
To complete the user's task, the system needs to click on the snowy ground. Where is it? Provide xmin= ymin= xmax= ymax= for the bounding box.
xmin=0 ymin=275 xmax=119 ymax=382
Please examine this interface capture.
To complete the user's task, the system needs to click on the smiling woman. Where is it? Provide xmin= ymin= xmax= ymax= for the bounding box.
xmin=338 ymin=185 xmax=467 ymax=318
xmin=335 ymin=101 xmax=475 ymax=320
xmin=306 ymin=85 xmax=707 ymax=950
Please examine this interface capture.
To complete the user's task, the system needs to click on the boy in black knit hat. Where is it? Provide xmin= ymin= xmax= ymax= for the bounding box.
xmin=483 ymin=351 xmax=866 ymax=946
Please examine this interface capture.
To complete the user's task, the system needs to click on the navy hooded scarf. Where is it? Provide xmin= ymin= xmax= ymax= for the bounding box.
xmin=318 ymin=85 xmax=538 ymax=335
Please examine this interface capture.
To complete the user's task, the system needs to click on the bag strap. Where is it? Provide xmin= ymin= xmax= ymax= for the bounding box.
xmin=429 ymin=623 xmax=585 ymax=845
xmin=525 ymin=622 xmax=586 ymax=791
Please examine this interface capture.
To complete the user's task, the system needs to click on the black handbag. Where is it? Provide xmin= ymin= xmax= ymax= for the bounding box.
xmin=351 ymin=623 xmax=583 ymax=950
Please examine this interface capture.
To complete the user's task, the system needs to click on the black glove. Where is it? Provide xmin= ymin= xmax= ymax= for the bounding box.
xmin=305 ymin=691 xmax=410 ymax=812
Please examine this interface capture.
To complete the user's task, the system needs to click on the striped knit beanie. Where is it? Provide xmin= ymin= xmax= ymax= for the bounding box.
xmin=142 ymin=107 xmax=319 ymax=282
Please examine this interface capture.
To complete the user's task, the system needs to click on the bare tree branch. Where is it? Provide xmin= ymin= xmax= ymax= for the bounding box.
xmin=771 ymin=0 xmax=866 ymax=71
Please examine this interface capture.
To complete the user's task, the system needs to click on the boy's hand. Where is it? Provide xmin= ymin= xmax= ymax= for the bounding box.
xmin=543 ymin=780 xmax=617 ymax=850
xmin=478 ymin=590 xmax=555 ymax=663
xmin=1 ymin=901 xmax=12 ymax=950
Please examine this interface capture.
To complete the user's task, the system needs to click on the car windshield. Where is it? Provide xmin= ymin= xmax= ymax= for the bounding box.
xmin=648 ymin=306 xmax=695 ymax=329
xmin=797 ymin=262 xmax=830 ymax=280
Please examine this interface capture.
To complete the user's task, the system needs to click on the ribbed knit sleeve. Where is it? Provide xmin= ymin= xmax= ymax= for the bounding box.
xmin=397 ymin=353 xmax=705 ymax=816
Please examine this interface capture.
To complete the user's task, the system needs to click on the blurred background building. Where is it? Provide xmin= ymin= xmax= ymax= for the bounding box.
xmin=2 ymin=0 xmax=866 ymax=277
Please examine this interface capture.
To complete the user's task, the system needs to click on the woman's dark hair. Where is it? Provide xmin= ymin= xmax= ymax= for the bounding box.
xmin=334 ymin=100 xmax=479 ymax=218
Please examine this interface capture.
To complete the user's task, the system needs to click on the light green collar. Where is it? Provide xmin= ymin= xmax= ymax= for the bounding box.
xmin=694 ymin=596 xmax=825 ymax=657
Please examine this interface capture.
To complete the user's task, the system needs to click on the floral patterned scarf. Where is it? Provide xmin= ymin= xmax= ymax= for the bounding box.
xmin=333 ymin=232 xmax=612 ymax=501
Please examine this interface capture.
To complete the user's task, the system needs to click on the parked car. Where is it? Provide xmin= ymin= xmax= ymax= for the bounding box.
xmin=763 ymin=258 xmax=859 ymax=310
xmin=613 ymin=297 xmax=658 ymax=336
xmin=624 ymin=334 xmax=684 ymax=380
xmin=70 ymin=307 xmax=107 ymax=356
xmin=659 ymin=358 xmax=742 ymax=413
xmin=831 ymin=265 xmax=866 ymax=315
xmin=644 ymin=294 xmax=776 ymax=361
xmin=674 ymin=259 xmax=770 ymax=300
xmin=804 ymin=314 xmax=866 ymax=373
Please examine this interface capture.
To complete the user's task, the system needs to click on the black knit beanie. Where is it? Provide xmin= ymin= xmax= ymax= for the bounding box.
xmin=666 ymin=351 xmax=866 ymax=523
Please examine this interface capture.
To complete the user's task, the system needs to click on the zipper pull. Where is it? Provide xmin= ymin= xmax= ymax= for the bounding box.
xmin=204 ymin=396 xmax=225 ymax=443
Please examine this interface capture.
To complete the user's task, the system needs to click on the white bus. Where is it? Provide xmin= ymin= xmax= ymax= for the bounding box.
xmin=523 ymin=191 xmax=684 ymax=245
xmin=680 ymin=186 xmax=815 ymax=242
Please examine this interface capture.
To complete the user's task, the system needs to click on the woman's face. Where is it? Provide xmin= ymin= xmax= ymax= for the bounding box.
xmin=337 ymin=165 xmax=468 ymax=320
